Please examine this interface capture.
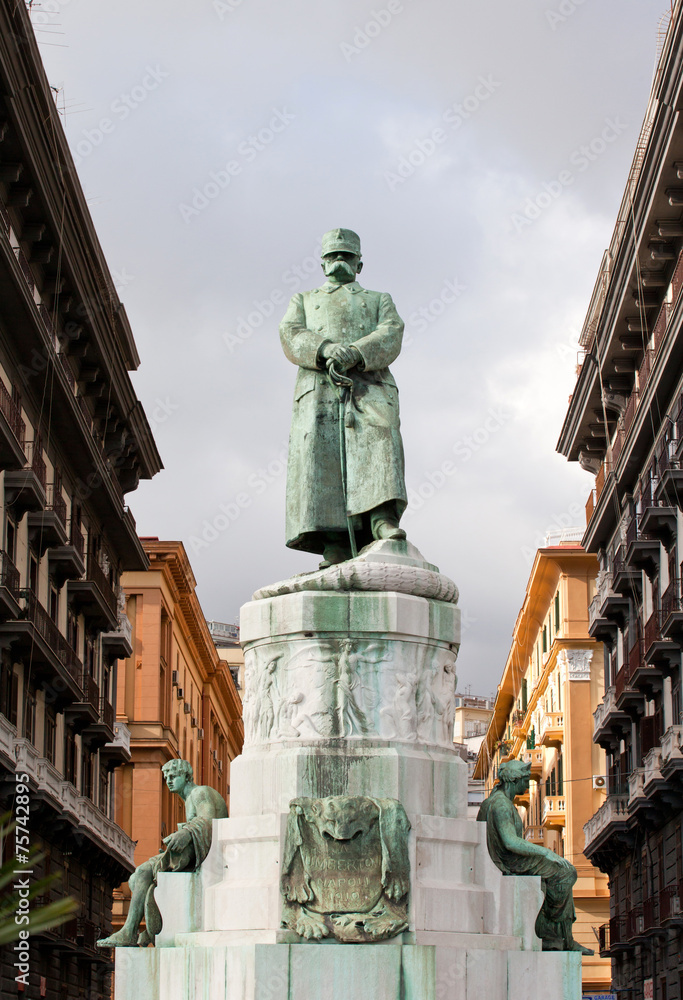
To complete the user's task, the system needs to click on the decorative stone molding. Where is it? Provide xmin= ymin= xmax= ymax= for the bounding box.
xmin=557 ymin=648 xmax=593 ymax=682
xmin=252 ymin=539 xmax=458 ymax=604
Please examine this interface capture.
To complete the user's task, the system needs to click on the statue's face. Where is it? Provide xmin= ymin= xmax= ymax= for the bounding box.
xmin=322 ymin=251 xmax=361 ymax=283
xmin=163 ymin=769 xmax=188 ymax=793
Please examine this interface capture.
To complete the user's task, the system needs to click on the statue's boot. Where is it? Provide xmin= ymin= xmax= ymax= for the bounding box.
xmin=370 ymin=503 xmax=406 ymax=542
xmin=319 ymin=536 xmax=352 ymax=568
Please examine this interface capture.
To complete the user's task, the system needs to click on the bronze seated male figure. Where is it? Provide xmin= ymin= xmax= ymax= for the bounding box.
xmin=97 ymin=758 xmax=227 ymax=948
xmin=478 ymin=758 xmax=593 ymax=954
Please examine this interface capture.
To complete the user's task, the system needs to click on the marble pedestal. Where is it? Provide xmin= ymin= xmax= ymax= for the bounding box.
xmin=113 ymin=543 xmax=581 ymax=999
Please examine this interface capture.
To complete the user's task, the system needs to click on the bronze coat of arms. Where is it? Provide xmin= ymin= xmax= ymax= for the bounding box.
xmin=280 ymin=795 xmax=411 ymax=943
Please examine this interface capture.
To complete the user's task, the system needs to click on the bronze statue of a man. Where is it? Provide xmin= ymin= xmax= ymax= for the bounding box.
xmin=477 ymin=759 xmax=592 ymax=954
xmin=97 ymin=759 xmax=227 ymax=948
xmin=280 ymin=229 xmax=408 ymax=567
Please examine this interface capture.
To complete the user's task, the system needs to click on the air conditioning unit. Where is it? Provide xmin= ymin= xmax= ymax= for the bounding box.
xmin=183 ymin=702 xmax=191 ymax=714
xmin=211 ymin=749 xmax=217 ymax=761
xmin=217 ymin=760 xmax=223 ymax=772
xmin=191 ymin=715 xmax=197 ymax=728
xmin=171 ymin=670 xmax=179 ymax=686
xmin=176 ymin=687 xmax=183 ymax=700
xmin=592 ymin=775 xmax=607 ymax=790
xmin=197 ymin=728 xmax=204 ymax=740
xmin=672 ymin=895 xmax=682 ymax=916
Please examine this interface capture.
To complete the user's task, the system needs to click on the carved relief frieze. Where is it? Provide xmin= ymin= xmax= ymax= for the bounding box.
xmin=242 ymin=637 xmax=457 ymax=748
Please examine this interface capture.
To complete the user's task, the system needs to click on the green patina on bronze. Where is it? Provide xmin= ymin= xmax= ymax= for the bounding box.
xmin=281 ymin=795 xmax=411 ymax=942
xmin=280 ymin=229 xmax=408 ymax=563
xmin=96 ymin=759 xmax=227 ymax=949
xmin=477 ymin=759 xmax=593 ymax=954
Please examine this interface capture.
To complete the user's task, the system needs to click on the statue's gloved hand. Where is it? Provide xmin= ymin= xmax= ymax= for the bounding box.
xmin=321 ymin=343 xmax=361 ymax=371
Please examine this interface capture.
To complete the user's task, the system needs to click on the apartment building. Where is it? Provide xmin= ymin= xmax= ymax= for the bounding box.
xmin=475 ymin=542 xmax=610 ymax=993
xmin=112 ymin=540 xmax=243 ymax=932
xmin=0 ymin=0 xmax=162 ymax=995
xmin=557 ymin=5 xmax=683 ymax=998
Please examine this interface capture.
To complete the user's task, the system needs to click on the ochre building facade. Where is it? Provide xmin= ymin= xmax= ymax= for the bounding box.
xmin=476 ymin=542 xmax=610 ymax=993
xmin=112 ymin=539 xmax=243 ymax=931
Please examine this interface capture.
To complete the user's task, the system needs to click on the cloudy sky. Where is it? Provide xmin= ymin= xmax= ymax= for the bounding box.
xmin=34 ymin=0 xmax=668 ymax=695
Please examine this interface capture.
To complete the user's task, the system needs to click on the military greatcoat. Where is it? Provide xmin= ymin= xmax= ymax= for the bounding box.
xmin=280 ymin=280 xmax=407 ymax=555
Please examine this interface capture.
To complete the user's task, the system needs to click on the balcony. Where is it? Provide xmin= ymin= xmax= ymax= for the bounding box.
xmin=0 ymin=590 xmax=83 ymax=706
xmin=593 ymin=686 xmax=631 ymax=747
xmin=625 ymin=521 xmax=660 ymax=580
xmin=100 ymin=720 xmax=132 ymax=768
xmin=13 ymin=737 xmax=135 ymax=873
xmin=627 ymin=768 xmax=657 ymax=819
xmin=0 ymin=713 xmax=17 ymax=769
xmin=539 ymin=713 xmax=564 ymax=748
xmin=655 ymin=467 xmax=683 ymax=508
xmin=82 ymin=695 xmax=116 ymax=749
xmin=524 ymin=825 xmax=544 ymax=845
xmin=0 ymin=378 xmax=25 ymax=471
xmin=660 ymin=725 xmax=683 ymax=779
xmin=101 ymin=610 xmax=133 ymax=660
xmin=27 ymin=484 xmax=68 ymax=554
xmin=642 ymin=607 xmax=680 ymax=677
xmin=0 ymin=549 xmax=21 ymax=620
xmin=4 ymin=441 xmax=47 ymax=518
xmin=521 ymin=748 xmax=543 ymax=779
xmin=615 ymin=641 xmax=647 ymax=714
xmin=542 ymin=795 xmax=566 ymax=829
xmin=627 ymin=905 xmax=646 ymax=941
xmin=612 ymin=545 xmax=642 ymax=599
xmin=661 ymin=581 xmax=683 ymax=643
xmin=642 ymin=747 xmax=667 ymax=798
xmin=640 ymin=502 xmax=677 ymax=548
xmin=660 ymin=883 xmax=683 ymax=926
xmin=68 ymin=550 xmax=118 ymax=629
xmin=63 ymin=670 xmax=100 ymax=732
xmin=48 ymin=522 xmax=85 ymax=585
xmin=583 ymin=794 xmax=630 ymax=859
xmin=599 ymin=915 xmax=631 ymax=955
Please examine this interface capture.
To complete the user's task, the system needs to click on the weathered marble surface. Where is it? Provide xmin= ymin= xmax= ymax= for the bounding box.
xmin=253 ymin=540 xmax=458 ymax=603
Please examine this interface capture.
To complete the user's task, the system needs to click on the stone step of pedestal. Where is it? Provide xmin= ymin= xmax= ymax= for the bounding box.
xmin=114 ymin=942 xmax=581 ymax=1000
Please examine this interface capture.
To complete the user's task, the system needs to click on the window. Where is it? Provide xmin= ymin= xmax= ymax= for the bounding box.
xmin=29 ymin=551 xmax=37 ymax=594
xmin=554 ymin=592 xmax=560 ymax=632
xmin=522 ymin=679 xmax=528 ymax=712
xmin=67 ymin=609 xmax=79 ymax=653
xmin=542 ymin=627 xmax=547 ymax=654
xmin=24 ymin=687 xmax=36 ymax=744
xmin=5 ymin=516 xmax=16 ymax=563
xmin=44 ymin=709 xmax=56 ymax=764
xmin=49 ymin=584 xmax=58 ymax=623
xmin=64 ymin=726 xmax=76 ymax=785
